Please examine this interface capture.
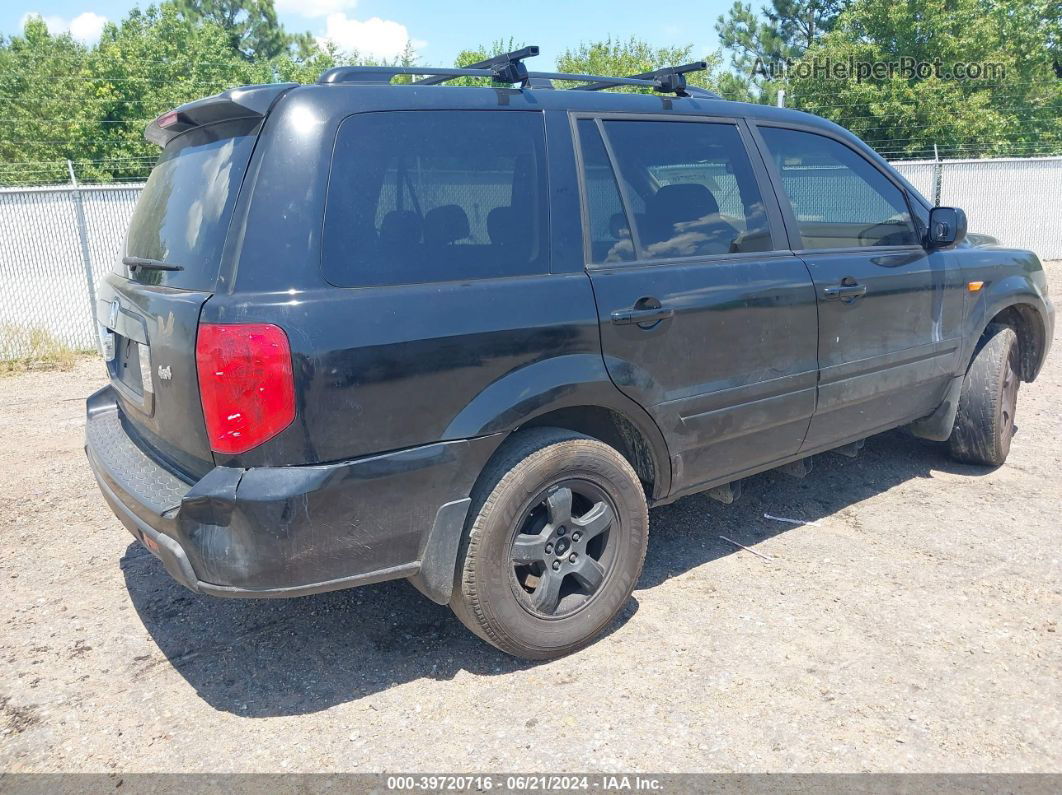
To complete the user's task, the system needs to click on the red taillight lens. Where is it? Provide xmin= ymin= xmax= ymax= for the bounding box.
xmin=195 ymin=323 xmax=295 ymax=455
xmin=157 ymin=110 xmax=179 ymax=128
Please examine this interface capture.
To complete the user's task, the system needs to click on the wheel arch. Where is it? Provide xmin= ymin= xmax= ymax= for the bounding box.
xmin=981 ymin=302 xmax=1048 ymax=383
xmin=515 ymin=405 xmax=666 ymax=501
xmin=443 ymin=353 xmax=673 ymax=500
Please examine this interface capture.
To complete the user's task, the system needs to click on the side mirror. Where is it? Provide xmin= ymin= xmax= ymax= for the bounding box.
xmin=927 ymin=206 xmax=967 ymax=248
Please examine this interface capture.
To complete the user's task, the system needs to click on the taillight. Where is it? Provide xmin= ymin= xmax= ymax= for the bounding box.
xmin=195 ymin=323 xmax=295 ymax=455
xmin=157 ymin=110 xmax=179 ymax=128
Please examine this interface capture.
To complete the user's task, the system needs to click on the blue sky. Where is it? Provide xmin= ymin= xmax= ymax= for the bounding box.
xmin=4 ymin=0 xmax=730 ymax=66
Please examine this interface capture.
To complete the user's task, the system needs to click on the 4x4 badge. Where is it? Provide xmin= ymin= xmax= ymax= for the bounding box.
xmin=157 ymin=365 xmax=172 ymax=381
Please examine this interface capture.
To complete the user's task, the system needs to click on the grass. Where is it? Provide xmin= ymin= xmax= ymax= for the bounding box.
xmin=0 ymin=324 xmax=86 ymax=375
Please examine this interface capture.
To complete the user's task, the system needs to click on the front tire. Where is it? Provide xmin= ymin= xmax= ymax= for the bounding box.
xmin=451 ymin=428 xmax=649 ymax=660
xmin=949 ymin=324 xmax=1020 ymax=467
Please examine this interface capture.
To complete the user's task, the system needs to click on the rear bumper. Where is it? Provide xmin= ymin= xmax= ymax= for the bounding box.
xmin=85 ymin=386 xmax=498 ymax=601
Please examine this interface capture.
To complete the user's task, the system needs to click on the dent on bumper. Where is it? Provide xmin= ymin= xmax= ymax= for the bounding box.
xmin=86 ymin=386 xmax=497 ymax=599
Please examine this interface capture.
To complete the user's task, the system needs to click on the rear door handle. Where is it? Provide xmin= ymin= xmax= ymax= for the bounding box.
xmin=610 ymin=307 xmax=675 ymax=325
xmin=822 ymin=283 xmax=867 ymax=301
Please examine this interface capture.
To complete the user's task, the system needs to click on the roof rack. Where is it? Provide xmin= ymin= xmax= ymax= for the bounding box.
xmin=317 ymin=46 xmax=721 ymax=98
xmin=571 ymin=62 xmax=715 ymax=97
xmin=414 ymin=45 xmax=540 ymax=85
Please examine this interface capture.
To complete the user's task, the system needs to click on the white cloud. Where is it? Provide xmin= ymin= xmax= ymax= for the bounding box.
xmin=276 ymin=0 xmax=357 ymax=18
xmin=68 ymin=11 xmax=108 ymax=42
xmin=20 ymin=10 xmax=108 ymax=43
xmin=317 ymin=13 xmax=416 ymax=60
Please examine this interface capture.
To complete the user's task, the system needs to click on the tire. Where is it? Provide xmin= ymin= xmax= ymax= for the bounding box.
xmin=949 ymin=324 xmax=1021 ymax=467
xmin=450 ymin=427 xmax=649 ymax=660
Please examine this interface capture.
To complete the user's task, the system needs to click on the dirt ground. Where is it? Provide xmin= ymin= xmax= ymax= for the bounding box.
xmin=1 ymin=264 xmax=1060 ymax=774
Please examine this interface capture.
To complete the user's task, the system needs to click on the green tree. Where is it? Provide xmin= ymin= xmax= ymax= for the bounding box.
xmin=787 ymin=0 xmax=1062 ymax=159
xmin=556 ymin=37 xmax=722 ymax=93
xmin=454 ymin=38 xmax=525 ymax=68
xmin=0 ymin=16 xmax=100 ymax=184
xmin=0 ymin=2 xmax=371 ymax=185
xmin=715 ymin=0 xmax=846 ymax=102
xmin=83 ymin=4 xmax=268 ymax=181
xmin=173 ymin=0 xmax=307 ymax=60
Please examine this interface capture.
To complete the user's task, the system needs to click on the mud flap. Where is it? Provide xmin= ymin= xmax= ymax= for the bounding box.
xmin=908 ymin=375 xmax=965 ymax=442
xmin=407 ymin=498 xmax=472 ymax=605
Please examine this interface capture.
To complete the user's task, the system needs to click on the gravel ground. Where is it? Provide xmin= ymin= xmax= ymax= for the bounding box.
xmin=1 ymin=264 xmax=1060 ymax=774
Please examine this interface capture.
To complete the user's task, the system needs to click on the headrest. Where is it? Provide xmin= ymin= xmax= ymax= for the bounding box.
xmin=609 ymin=212 xmax=631 ymax=240
xmin=487 ymin=206 xmax=516 ymax=245
xmin=647 ymin=183 xmax=720 ymax=225
xmin=380 ymin=210 xmax=421 ymax=245
xmin=423 ymin=204 xmax=470 ymax=247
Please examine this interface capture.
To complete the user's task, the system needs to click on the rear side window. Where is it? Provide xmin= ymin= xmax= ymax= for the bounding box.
xmin=576 ymin=119 xmax=634 ymax=264
xmin=759 ymin=127 xmax=919 ymax=249
xmin=324 ymin=111 xmax=549 ymax=287
xmin=123 ymin=119 xmax=258 ymax=289
xmin=587 ymin=119 xmax=773 ymax=262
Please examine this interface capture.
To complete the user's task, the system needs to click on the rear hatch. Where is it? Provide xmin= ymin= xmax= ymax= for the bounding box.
xmin=97 ymin=85 xmax=292 ymax=477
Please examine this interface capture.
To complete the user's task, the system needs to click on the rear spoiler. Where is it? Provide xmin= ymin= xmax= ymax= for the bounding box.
xmin=145 ymin=83 xmax=298 ymax=147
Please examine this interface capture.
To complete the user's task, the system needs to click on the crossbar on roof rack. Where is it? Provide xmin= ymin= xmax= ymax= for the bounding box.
xmin=571 ymin=62 xmax=718 ymax=98
xmin=317 ymin=46 xmax=721 ymax=98
xmin=415 ymin=46 xmax=540 ymax=85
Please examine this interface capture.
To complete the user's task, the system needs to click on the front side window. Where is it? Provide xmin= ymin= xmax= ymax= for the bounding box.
xmin=324 ymin=110 xmax=549 ymax=287
xmin=590 ymin=119 xmax=773 ymax=262
xmin=759 ymin=127 xmax=919 ymax=249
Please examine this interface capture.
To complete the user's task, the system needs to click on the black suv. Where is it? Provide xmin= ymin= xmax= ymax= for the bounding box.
xmin=86 ymin=49 xmax=1054 ymax=659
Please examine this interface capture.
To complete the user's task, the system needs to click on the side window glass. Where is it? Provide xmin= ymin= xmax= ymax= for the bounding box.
xmin=576 ymin=119 xmax=634 ymax=264
xmin=602 ymin=120 xmax=773 ymax=261
xmin=323 ymin=111 xmax=549 ymax=287
xmin=759 ymin=127 xmax=919 ymax=249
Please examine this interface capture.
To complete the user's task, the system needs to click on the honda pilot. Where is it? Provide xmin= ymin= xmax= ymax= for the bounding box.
xmin=85 ymin=49 xmax=1054 ymax=659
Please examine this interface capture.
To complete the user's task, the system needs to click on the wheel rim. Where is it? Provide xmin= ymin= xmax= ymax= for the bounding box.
xmin=509 ymin=479 xmax=619 ymax=619
xmin=1001 ymin=348 xmax=1019 ymax=440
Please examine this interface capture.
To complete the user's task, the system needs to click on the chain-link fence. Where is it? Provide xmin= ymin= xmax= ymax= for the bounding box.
xmin=0 ymin=183 xmax=142 ymax=356
xmin=1 ymin=156 xmax=1060 ymax=358
xmin=892 ymin=156 xmax=1062 ymax=256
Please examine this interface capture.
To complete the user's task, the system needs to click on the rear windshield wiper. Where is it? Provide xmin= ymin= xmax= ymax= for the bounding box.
xmin=122 ymin=256 xmax=184 ymax=272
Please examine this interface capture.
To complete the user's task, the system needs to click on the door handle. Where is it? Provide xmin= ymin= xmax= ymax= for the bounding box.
xmin=822 ymin=282 xmax=867 ymax=301
xmin=610 ymin=306 xmax=675 ymax=325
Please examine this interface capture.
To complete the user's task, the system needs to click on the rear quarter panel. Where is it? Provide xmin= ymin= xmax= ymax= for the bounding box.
xmin=204 ymin=274 xmax=604 ymax=467
xmin=212 ymin=87 xmax=647 ymax=474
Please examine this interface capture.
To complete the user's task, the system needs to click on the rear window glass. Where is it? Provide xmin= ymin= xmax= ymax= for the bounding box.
xmin=600 ymin=120 xmax=773 ymax=260
xmin=122 ymin=119 xmax=257 ymax=289
xmin=323 ymin=110 xmax=549 ymax=287
xmin=576 ymin=119 xmax=634 ymax=264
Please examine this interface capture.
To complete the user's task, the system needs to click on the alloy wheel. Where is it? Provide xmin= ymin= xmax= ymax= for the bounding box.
xmin=509 ymin=480 xmax=618 ymax=618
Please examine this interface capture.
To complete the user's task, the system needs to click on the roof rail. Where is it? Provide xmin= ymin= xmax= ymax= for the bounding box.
xmin=316 ymin=46 xmax=721 ymax=98
xmin=319 ymin=66 xmax=495 ymax=85
xmin=317 ymin=46 xmax=541 ymax=86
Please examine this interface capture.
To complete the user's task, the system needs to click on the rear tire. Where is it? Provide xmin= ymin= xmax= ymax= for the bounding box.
xmin=949 ymin=324 xmax=1020 ymax=467
xmin=450 ymin=428 xmax=648 ymax=660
